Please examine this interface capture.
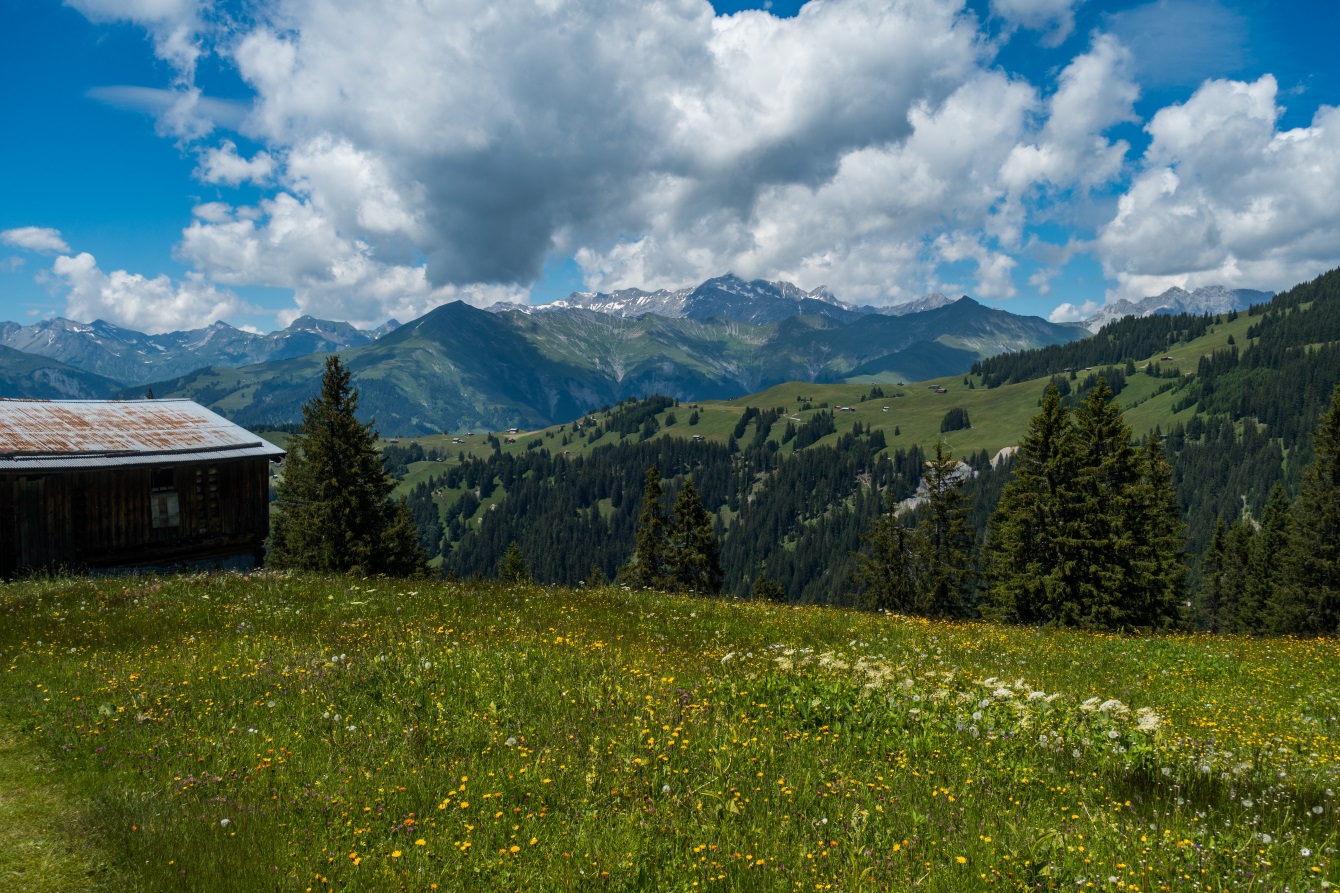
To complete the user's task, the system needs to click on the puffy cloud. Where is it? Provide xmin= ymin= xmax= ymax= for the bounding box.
xmin=196 ymin=140 xmax=275 ymax=186
xmin=49 ymin=251 xmax=249 ymax=334
xmin=1048 ymin=299 xmax=1101 ymax=322
xmin=178 ymin=195 xmax=522 ymax=328
xmin=1096 ymin=75 xmax=1340 ymax=301
xmin=2 ymin=226 xmax=72 ymax=254
xmin=1002 ymin=34 xmax=1137 ymax=195
xmin=991 ymin=0 xmax=1084 ymax=46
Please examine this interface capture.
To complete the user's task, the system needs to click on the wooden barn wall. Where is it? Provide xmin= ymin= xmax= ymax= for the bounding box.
xmin=1 ymin=457 xmax=272 ymax=576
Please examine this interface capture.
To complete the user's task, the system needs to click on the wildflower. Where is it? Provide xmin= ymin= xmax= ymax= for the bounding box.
xmin=392 ymin=850 xmax=402 ymax=858
xmin=662 ymin=784 xmax=672 ymax=794
xmin=506 ymin=737 xmax=517 ymax=747
xmin=220 ymin=818 xmax=231 ymax=827
xmin=415 ymin=839 xmax=426 ymax=846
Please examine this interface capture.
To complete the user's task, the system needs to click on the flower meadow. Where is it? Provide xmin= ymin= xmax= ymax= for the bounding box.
xmin=1 ymin=574 xmax=1337 ymax=892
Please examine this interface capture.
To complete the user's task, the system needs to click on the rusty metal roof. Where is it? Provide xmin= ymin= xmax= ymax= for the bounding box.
xmin=0 ymin=399 xmax=285 ymax=470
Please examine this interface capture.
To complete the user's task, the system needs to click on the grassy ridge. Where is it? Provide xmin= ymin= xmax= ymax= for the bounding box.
xmin=1 ymin=574 xmax=1336 ymax=891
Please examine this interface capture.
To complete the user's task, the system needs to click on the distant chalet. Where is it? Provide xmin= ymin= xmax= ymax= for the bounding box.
xmin=0 ymin=399 xmax=285 ymax=577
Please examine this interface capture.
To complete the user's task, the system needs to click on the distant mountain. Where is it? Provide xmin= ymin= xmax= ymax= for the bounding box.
xmin=875 ymin=292 xmax=957 ymax=316
xmin=536 ymin=273 xmax=951 ymax=325
xmin=1084 ymin=285 xmax=1273 ymax=333
xmin=0 ymin=344 xmax=121 ymax=399
xmin=0 ymin=315 xmax=392 ymax=387
xmin=148 ymin=295 xmax=1081 ymax=434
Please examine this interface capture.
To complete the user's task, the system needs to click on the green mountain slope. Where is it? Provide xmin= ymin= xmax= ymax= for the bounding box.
xmin=0 ymin=345 xmax=122 ymax=399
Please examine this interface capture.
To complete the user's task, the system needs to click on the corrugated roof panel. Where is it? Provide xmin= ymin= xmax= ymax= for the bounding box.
xmin=0 ymin=398 xmax=285 ymax=469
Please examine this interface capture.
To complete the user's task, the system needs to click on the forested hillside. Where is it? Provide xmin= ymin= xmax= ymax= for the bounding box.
xmin=373 ymin=267 xmax=1340 ymax=632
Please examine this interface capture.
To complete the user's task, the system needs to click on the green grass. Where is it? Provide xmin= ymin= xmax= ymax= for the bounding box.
xmin=0 ymin=721 xmax=117 ymax=891
xmin=1 ymin=574 xmax=1337 ymax=891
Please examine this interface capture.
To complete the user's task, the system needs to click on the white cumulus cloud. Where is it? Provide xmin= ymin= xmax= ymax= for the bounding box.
xmin=1096 ymin=74 xmax=1340 ymax=302
xmin=1048 ymin=299 xmax=1102 ymax=322
xmin=196 ymin=140 xmax=276 ymax=186
xmin=2 ymin=227 xmax=72 ymax=254
xmin=49 ymin=251 xmax=249 ymax=334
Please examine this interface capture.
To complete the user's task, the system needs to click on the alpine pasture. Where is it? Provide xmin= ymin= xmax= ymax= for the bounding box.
xmin=1 ymin=574 xmax=1336 ymax=891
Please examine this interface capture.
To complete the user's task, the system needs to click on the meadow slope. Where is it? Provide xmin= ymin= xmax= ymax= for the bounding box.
xmin=1 ymin=574 xmax=1336 ymax=891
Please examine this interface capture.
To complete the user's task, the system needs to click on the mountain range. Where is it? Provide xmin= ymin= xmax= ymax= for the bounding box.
xmin=1081 ymin=285 xmax=1273 ymax=333
xmin=14 ymin=272 xmax=1273 ymax=432
xmin=141 ymin=286 xmax=1079 ymax=434
xmin=0 ymin=314 xmax=399 ymax=387
xmin=530 ymin=274 xmax=956 ymax=324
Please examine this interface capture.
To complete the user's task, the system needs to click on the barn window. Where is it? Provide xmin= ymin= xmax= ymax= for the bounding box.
xmin=151 ymin=490 xmax=180 ymax=528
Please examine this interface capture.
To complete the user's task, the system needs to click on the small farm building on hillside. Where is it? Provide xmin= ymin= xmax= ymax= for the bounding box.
xmin=0 ymin=399 xmax=284 ymax=577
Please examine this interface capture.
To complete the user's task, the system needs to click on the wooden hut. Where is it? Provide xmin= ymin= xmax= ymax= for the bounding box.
xmin=0 ymin=399 xmax=285 ymax=576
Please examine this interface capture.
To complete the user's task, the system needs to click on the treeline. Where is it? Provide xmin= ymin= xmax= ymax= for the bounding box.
xmin=971 ymin=313 xmax=1216 ymax=387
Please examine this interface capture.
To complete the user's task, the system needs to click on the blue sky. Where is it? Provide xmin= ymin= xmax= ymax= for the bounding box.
xmin=2 ymin=0 xmax=1339 ymax=333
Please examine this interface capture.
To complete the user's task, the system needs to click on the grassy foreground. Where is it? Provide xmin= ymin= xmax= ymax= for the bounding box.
xmin=0 ymin=575 xmax=1336 ymax=892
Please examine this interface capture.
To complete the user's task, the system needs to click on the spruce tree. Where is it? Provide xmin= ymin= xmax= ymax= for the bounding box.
xmin=983 ymin=385 xmax=1080 ymax=623
xmin=269 ymin=355 xmax=426 ymax=575
xmin=1195 ymin=519 xmax=1229 ymax=632
xmin=498 ymin=541 xmax=530 ymax=583
xmin=1277 ymin=384 xmax=1340 ymax=634
xmin=985 ymin=380 xmax=1185 ymax=630
xmin=751 ymin=575 xmax=787 ymax=603
xmin=854 ymin=494 xmax=916 ymax=613
xmin=1250 ymin=484 xmax=1291 ymax=632
xmin=664 ymin=478 xmax=723 ymax=593
xmin=621 ymin=467 xmax=668 ymax=589
xmin=1126 ymin=435 xmax=1186 ymax=629
xmin=1070 ymin=379 xmax=1144 ymax=629
xmin=911 ymin=441 xmax=975 ymax=617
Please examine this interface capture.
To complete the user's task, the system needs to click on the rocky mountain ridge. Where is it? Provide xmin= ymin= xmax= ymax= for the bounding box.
xmin=1084 ymin=285 xmax=1274 ymax=333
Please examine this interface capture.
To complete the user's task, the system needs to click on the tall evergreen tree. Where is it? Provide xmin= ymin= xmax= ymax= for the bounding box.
xmin=1126 ymin=435 xmax=1187 ymax=629
xmin=912 ymin=442 xmax=975 ymax=617
xmin=621 ymin=467 xmax=668 ymax=589
xmin=1277 ymin=384 xmax=1340 ymax=634
xmin=986 ymin=380 xmax=1185 ymax=630
xmin=269 ymin=355 xmax=425 ymax=576
xmin=983 ymin=385 xmax=1081 ymax=623
xmin=854 ymin=495 xmax=916 ymax=613
xmin=1250 ymin=484 xmax=1291 ymax=632
xmin=1195 ymin=519 xmax=1230 ymax=632
xmin=1070 ymin=379 xmax=1145 ymax=628
xmin=664 ymin=478 xmax=723 ymax=593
